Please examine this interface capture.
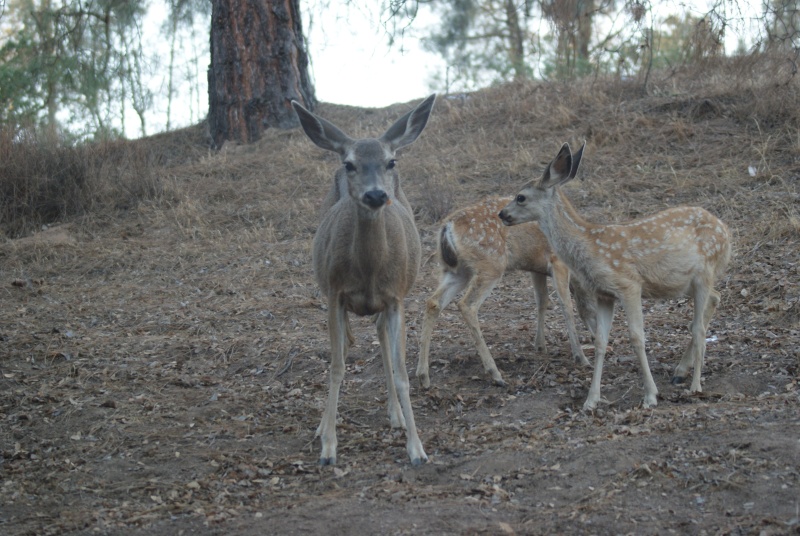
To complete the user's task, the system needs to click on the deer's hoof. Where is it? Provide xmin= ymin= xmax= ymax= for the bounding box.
xmin=642 ymin=394 xmax=658 ymax=409
xmin=670 ymin=375 xmax=687 ymax=385
xmin=417 ymin=374 xmax=431 ymax=390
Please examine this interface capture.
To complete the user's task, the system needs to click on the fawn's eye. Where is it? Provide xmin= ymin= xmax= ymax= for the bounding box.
xmin=344 ymin=162 xmax=356 ymax=172
xmin=516 ymin=194 xmax=526 ymax=204
xmin=386 ymin=159 xmax=396 ymax=170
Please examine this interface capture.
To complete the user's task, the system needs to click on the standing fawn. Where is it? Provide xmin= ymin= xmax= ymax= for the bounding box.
xmin=499 ymin=142 xmax=731 ymax=410
xmin=291 ymin=95 xmax=435 ymax=466
xmin=416 ymin=197 xmax=596 ymax=388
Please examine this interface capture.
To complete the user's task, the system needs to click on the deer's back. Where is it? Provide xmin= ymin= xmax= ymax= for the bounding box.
xmin=570 ymin=206 xmax=731 ymax=299
xmin=441 ymin=197 xmax=551 ymax=276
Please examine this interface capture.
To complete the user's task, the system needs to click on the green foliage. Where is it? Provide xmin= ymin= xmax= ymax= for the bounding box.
xmin=0 ymin=0 xmax=209 ymax=139
xmin=0 ymin=0 xmax=150 ymax=137
xmin=421 ymin=0 xmax=761 ymax=91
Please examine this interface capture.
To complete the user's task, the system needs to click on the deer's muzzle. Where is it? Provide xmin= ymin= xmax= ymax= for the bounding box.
xmin=498 ymin=209 xmax=514 ymax=225
xmin=363 ymin=189 xmax=389 ymax=209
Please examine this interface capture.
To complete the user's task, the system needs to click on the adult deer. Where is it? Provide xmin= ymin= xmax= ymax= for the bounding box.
xmin=291 ymin=95 xmax=435 ymax=466
xmin=499 ymin=142 xmax=730 ymax=410
xmin=416 ymin=196 xmax=596 ymax=388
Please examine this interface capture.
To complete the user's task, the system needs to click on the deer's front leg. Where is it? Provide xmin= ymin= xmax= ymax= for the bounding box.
xmin=317 ymin=299 xmax=348 ymax=465
xmin=530 ymin=271 xmax=549 ymax=354
xmin=385 ymin=302 xmax=427 ymax=466
xmin=549 ymin=263 xmax=590 ymax=366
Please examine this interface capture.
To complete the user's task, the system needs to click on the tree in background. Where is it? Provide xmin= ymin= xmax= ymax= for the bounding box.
xmin=541 ymin=0 xmax=599 ymax=78
xmin=0 ymin=0 xmax=149 ymax=138
xmin=422 ymin=0 xmax=605 ymax=90
xmin=208 ymin=0 xmax=315 ymax=148
xmin=608 ymin=5 xmax=725 ymax=84
xmin=421 ymin=0 xmax=745 ymax=92
xmin=164 ymin=0 xmax=210 ymax=131
xmin=764 ymin=0 xmax=800 ymax=51
xmin=423 ymin=0 xmax=538 ymax=92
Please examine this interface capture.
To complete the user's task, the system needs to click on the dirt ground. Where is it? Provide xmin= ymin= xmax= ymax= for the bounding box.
xmin=1 ymin=59 xmax=799 ymax=535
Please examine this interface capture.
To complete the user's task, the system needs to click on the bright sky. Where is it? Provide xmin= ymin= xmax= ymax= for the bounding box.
xmin=305 ymin=3 xmax=444 ymax=107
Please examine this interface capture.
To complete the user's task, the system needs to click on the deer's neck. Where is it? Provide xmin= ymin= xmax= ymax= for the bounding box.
xmin=351 ymin=204 xmax=390 ymax=265
xmin=539 ymin=189 xmax=590 ymax=236
xmin=538 ymin=189 xmax=602 ymax=292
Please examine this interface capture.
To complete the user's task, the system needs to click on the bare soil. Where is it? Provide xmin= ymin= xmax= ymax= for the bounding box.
xmin=1 ymin=57 xmax=799 ymax=535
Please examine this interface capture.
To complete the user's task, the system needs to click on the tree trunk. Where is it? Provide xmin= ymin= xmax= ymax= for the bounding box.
xmin=576 ymin=0 xmax=594 ymax=63
xmin=504 ymin=0 xmax=527 ymax=80
xmin=208 ymin=0 xmax=315 ymax=148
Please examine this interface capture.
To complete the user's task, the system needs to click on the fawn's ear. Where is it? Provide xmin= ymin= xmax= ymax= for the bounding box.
xmin=569 ymin=141 xmax=586 ymax=181
xmin=380 ymin=94 xmax=436 ymax=151
xmin=292 ymin=101 xmax=353 ymax=155
xmin=539 ymin=142 xmax=584 ymax=189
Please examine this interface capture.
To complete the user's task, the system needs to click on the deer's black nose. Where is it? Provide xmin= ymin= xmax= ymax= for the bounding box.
xmin=363 ymin=190 xmax=388 ymax=208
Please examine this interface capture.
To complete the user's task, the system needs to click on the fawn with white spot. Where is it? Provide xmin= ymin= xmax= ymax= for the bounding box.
xmin=292 ymin=95 xmax=436 ymax=465
xmin=499 ymin=142 xmax=730 ymax=410
xmin=416 ymin=196 xmax=596 ymax=388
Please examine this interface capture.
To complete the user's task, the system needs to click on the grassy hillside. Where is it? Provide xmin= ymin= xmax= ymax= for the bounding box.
xmin=0 ymin=53 xmax=798 ymax=534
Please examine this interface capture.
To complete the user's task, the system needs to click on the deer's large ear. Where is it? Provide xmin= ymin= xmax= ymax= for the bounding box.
xmin=569 ymin=141 xmax=586 ymax=181
xmin=291 ymin=101 xmax=353 ymax=155
xmin=540 ymin=142 xmax=580 ymax=189
xmin=380 ymin=94 xmax=436 ymax=151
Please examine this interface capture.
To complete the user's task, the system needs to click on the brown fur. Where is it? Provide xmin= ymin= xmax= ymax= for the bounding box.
xmin=416 ymin=197 xmax=596 ymax=388
xmin=292 ymin=95 xmax=436 ymax=465
xmin=500 ymin=142 xmax=731 ymax=410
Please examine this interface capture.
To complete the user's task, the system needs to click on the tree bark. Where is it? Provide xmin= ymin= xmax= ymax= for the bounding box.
xmin=208 ymin=0 xmax=315 ymax=148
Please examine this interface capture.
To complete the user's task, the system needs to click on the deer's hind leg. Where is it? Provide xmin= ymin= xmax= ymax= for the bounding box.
xmin=417 ymin=269 xmax=468 ymax=388
xmin=456 ymin=268 xmax=505 ymax=386
xmin=584 ymin=296 xmax=614 ymax=411
xmin=672 ymin=285 xmax=718 ymax=391
xmin=377 ymin=311 xmax=405 ymax=429
xmin=619 ymin=290 xmax=659 ymax=408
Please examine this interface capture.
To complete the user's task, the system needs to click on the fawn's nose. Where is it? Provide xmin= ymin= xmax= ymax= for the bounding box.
xmin=363 ymin=189 xmax=389 ymax=208
xmin=498 ymin=210 xmax=512 ymax=224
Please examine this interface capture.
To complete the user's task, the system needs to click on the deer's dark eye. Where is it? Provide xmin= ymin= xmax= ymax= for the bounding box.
xmin=386 ymin=159 xmax=396 ymax=170
xmin=344 ymin=162 xmax=356 ymax=172
xmin=516 ymin=194 xmax=526 ymax=204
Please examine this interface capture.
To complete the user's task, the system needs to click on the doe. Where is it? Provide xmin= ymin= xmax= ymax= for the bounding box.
xmin=416 ymin=196 xmax=596 ymax=388
xmin=499 ymin=142 xmax=730 ymax=410
xmin=292 ymin=95 xmax=436 ymax=465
